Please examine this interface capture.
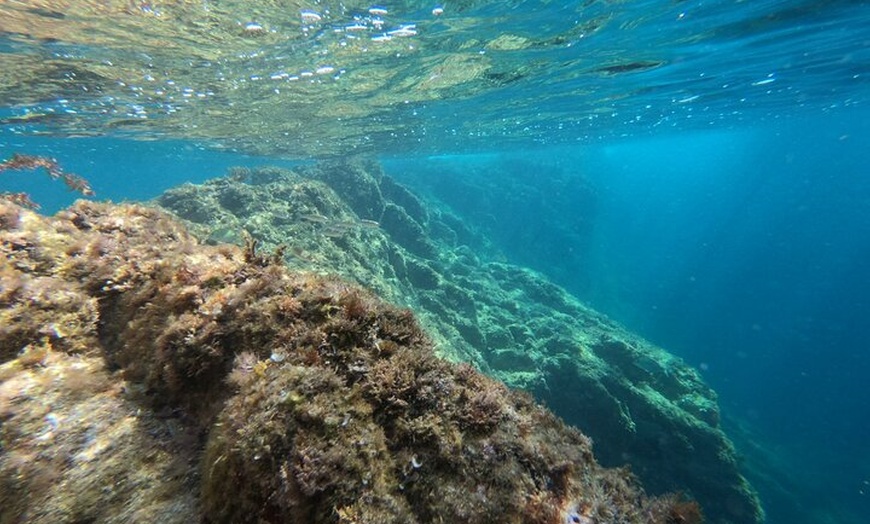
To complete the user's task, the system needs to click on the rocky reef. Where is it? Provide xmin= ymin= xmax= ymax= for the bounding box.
xmin=0 ymin=200 xmax=700 ymax=523
xmin=155 ymin=160 xmax=763 ymax=524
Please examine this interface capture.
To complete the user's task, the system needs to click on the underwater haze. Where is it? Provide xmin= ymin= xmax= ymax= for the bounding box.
xmin=2 ymin=1 xmax=870 ymax=523
xmin=387 ymin=111 xmax=870 ymax=524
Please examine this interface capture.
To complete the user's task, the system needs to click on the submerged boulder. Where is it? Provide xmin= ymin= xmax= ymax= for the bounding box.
xmin=0 ymin=201 xmax=698 ymax=523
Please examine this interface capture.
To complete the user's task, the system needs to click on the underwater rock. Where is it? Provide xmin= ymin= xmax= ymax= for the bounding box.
xmin=380 ymin=175 xmax=430 ymax=226
xmin=481 ymin=263 xmax=764 ymax=524
xmin=380 ymin=202 xmax=438 ymax=259
xmin=302 ymin=158 xmax=387 ymax=222
xmin=404 ymin=257 xmax=441 ymax=290
xmin=0 ymin=200 xmax=698 ymax=523
xmin=0 ymin=351 xmax=199 ymax=523
xmin=389 ymin=156 xmax=598 ymax=290
xmin=155 ymin=161 xmax=763 ymax=524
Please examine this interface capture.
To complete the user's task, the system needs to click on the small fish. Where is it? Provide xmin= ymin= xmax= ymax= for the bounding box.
xmin=301 ymin=213 xmax=329 ymax=223
xmin=388 ymin=25 xmax=417 ymax=37
xmin=324 ymin=229 xmax=347 ymax=239
xmin=331 ymin=221 xmax=356 ymax=231
xmin=300 ymin=10 xmax=322 ymax=23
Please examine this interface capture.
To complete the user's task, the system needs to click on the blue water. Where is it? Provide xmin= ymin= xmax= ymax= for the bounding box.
xmin=558 ymin=114 xmax=870 ymax=524
xmin=3 ymin=0 xmax=870 ymax=523
xmin=581 ymin=115 xmax=870 ymax=524
xmin=384 ymin=109 xmax=870 ymax=524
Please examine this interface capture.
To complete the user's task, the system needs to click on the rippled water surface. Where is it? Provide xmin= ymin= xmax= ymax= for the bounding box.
xmin=1 ymin=0 xmax=867 ymax=155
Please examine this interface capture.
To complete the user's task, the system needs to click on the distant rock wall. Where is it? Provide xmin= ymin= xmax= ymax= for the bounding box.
xmin=387 ymin=155 xmax=598 ymax=292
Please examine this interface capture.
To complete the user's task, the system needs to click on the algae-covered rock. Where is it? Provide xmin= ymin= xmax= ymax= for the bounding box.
xmin=302 ymin=158 xmax=386 ymax=221
xmin=0 ymin=200 xmax=698 ymax=523
xmin=155 ymin=161 xmax=763 ymax=524
xmin=155 ymin=164 xmax=486 ymax=369
xmin=380 ymin=202 xmax=438 ymax=258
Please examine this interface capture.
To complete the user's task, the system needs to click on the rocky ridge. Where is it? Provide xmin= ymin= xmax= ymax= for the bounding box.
xmin=155 ymin=160 xmax=763 ymax=524
xmin=0 ymin=200 xmax=699 ymax=523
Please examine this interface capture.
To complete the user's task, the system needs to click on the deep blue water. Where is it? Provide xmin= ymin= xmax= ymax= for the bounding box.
xmin=3 ymin=0 xmax=870 ymax=522
xmin=385 ymin=109 xmax=870 ymax=524
xmin=554 ymin=112 xmax=870 ymax=524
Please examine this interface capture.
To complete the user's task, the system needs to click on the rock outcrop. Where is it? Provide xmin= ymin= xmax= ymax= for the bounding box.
xmin=0 ymin=200 xmax=698 ymax=523
xmin=154 ymin=160 xmax=763 ymax=524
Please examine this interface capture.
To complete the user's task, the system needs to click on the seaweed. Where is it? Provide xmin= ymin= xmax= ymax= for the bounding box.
xmin=0 ymin=153 xmax=94 ymax=210
xmin=0 ymin=199 xmax=701 ymax=523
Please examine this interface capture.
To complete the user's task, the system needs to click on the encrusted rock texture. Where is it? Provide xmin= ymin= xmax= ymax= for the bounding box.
xmin=0 ymin=200 xmax=699 ymax=523
xmin=155 ymin=160 xmax=763 ymax=524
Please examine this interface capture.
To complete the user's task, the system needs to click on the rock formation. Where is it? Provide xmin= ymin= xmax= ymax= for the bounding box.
xmin=154 ymin=160 xmax=763 ymax=524
xmin=1 ymin=200 xmax=698 ymax=523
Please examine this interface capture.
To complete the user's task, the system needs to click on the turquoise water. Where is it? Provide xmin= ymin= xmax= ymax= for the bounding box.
xmin=387 ymin=113 xmax=870 ymax=524
xmin=3 ymin=1 xmax=870 ymax=523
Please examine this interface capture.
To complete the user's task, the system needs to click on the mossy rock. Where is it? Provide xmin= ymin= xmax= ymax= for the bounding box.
xmin=380 ymin=203 xmax=437 ymax=259
xmin=381 ymin=176 xmax=429 ymax=226
xmin=304 ymin=158 xmax=386 ymax=221
xmin=152 ymin=163 xmax=763 ymax=524
xmin=0 ymin=200 xmax=702 ymax=524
